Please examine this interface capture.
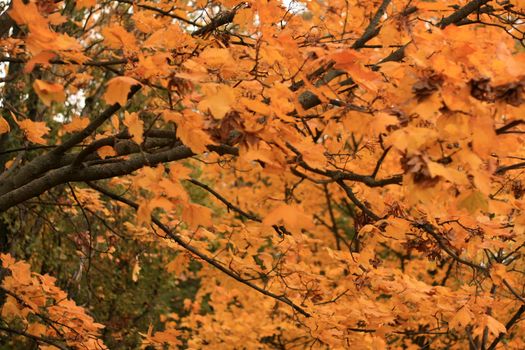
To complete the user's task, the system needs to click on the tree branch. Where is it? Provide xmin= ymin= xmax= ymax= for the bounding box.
xmin=352 ymin=0 xmax=392 ymax=49
xmin=87 ymin=182 xmax=312 ymax=318
xmin=0 ymin=324 xmax=70 ymax=350
xmin=187 ymin=179 xmax=262 ymax=222
xmin=438 ymin=0 xmax=491 ymax=28
xmin=415 ymin=222 xmax=488 ymax=272
xmin=495 ymin=119 xmax=525 ymax=135
xmin=54 ymin=85 xmax=141 ymax=155
xmin=0 ymin=85 xmax=141 ymax=197
xmin=487 ymin=304 xmax=525 ymax=350
xmin=374 ymin=0 xmax=493 ymax=67
xmin=336 ymin=180 xmax=380 ymax=221
xmin=495 ymin=161 xmax=525 ymax=174
xmin=191 ymin=4 xmax=244 ymax=37
xmin=0 ymin=146 xmax=193 ymax=212
xmin=114 ymin=0 xmax=199 ymax=26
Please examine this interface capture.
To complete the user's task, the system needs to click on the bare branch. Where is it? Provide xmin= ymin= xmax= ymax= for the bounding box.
xmin=187 ymin=179 xmax=262 ymax=222
xmin=352 ymin=0 xmax=392 ymax=49
xmin=439 ymin=0 xmax=492 ymax=28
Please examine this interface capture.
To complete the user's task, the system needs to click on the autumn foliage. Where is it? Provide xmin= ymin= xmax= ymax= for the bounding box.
xmin=2 ymin=0 xmax=525 ymax=348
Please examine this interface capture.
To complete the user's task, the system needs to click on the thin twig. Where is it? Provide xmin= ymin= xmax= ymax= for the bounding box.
xmin=187 ymin=179 xmax=262 ymax=222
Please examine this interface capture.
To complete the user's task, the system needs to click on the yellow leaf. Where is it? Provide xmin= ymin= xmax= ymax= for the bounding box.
xmin=332 ymin=49 xmax=382 ymax=91
xmin=199 ymin=47 xmax=233 ymax=66
xmin=4 ymin=159 xmax=14 ymax=170
xmin=0 ymin=117 xmax=10 ymax=134
xmin=47 ymin=13 xmax=67 ymax=26
xmin=426 ymin=161 xmax=469 ymax=185
xmin=233 ymin=8 xmax=253 ymax=29
xmin=103 ymin=76 xmax=140 ymax=106
xmin=111 ymin=115 xmax=120 ymax=131
xmin=27 ymin=322 xmax=47 ymax=337
xmin=166 ymin=254 xmax=189 ymax=275
xmin=386 ymin=126 xmax=439 ymax=153
xmin=159 ymin=178 xmax=188 ymax=201
xmin=147 ymin=328 xmax=182 ymax=347
xmin=27 ymin=29 xmax=82 ymax=57
xmin=1 ymin=253 xmax=17 ymax=268
xmin=449 ymin=307 xmax=473 ymax=330
xmin=240 ymin=97 xmax=271 ymax=116
xmin=457 ymin=190 xmax=489 ymax=214
xmin=101 ymin=24 xmax=137 ymax=50
xmin=243 ymin=147 xmax=285 ymax=169
xmin=144 ymin=25 xmax=187 ymax=49
xmin=266 ymin=83 xmax=295 ymax=118
xmin=292 ymin=140 xmax=326 ymax=169
xmin=8 ymin=0 xmax=47 ymax=27
xmin=15 ymin=117 xmax=49 ymax=145
xmin=123 ymin=112 xmax=144 ymax=144
xmin=62 ymin=116 xmax=89 ymax=133
xmin=182 ymin=203 xmax=212 ymax=230
xmin=163 ymin=111 xmax=214 ymax=153
xmin=133 ymin=11 xmax=165 ymax=33
xmin=263 ymin=204 xmax=314 ymax=232
xmin=137 ymin=200 xmax=152 ymax=226
xmin=197 ymin=84 xmax=236 ymax=119
xmin=131 ymin=258 xmax=141 ymax=282
xmin=169 ymin=163 xmax=192 ymax=181
xmin=25 ymin=51 xmax=56 ymax=73
xmin=369 ymin=112 xmax=399 ymax=135
xmin=490 ymin=263 xmax=515 ymax=286
xmin=485 ymin=315 xmax=506 ymax=336
xmin=1 ymin=296 xmax=21 ymax=319
xmin=76 ymin=0 xmax=97 ymax=9
xmin=33 ymin=80 xmax=66 ymax=106
xmin=97 ymin=145 xmax=116 ymax=159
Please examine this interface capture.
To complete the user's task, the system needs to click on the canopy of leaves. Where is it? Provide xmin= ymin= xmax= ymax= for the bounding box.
xmin=1 ymin=0 xmax=525 ymax=349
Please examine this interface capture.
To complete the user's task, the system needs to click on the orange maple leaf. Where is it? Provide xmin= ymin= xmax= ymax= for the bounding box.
xmin=103 ymin=76 xmax=140 ymax=106
xmin=33 ymin=80 xmax=66 ymax=106
xmin=123 ymin=111 xmax=144 ymax=144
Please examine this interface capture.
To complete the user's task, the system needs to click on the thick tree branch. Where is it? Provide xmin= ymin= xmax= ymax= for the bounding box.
xmin=0 ymin=141 xmax=240 ymax=213
xmin=0 ymin=85 xmax=141 ymax=197
xmin=352 ymin=0 xmax=392 ymax=49
xmin=0 ymin=146 xmax=193 ymax=212
xmin=0 ymin=11 xmax=14 ymax=40
xmin=438 ymin=0 xmax=492 ymax=28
